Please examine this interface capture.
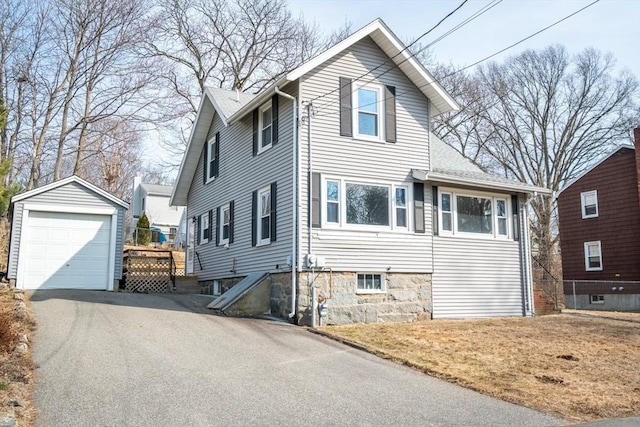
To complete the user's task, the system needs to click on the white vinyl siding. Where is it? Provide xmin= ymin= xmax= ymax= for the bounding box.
xmin=432 ymin=236 xmax=524 ymax=319
xmin=186 ymin=85 xmax=296 ymax=280
xmin=299 ymin=36 xmax=433 ymax=272
xmin=7 ymin=181 xmax=125 ymax=282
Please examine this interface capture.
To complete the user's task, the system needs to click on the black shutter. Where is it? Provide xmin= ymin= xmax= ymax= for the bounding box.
xmin=207 ymin=210 xmax=213 ymax=241
xmin=339 ymin=77 xmax=352 ymax=137
xmin=270 ymin=182 xmax=277 ymax=242
xmin=229 ymin=200 xmax=235 ymax=244
xmin=252 ymin=109 xmax=259 ymax=156
xmin=195 ymin=215 xmax=200 ymax=245
xmin=271 ymin=94 xmax=279 ymax=146
xmin=213 ymin=132 xmax=220 ymax=178
xmin=385 ymin=85 xmax=396 ymax=143
xmin=512 ymin=195 xmax=520 ymax=241
xmin=414 ymin=182 xmax=425 ymax=234
xmin=432 ymin=186 xmax=439 ymax=236
xmin=251 ymin=190 xmax=257 ymax=246
xmin=311 ymin=172 xmax=321 ymax=228
xmin=215 ymin=206 xmax=220 ymax=245
xmin=203 ymin=141 xmax=209 ymax=185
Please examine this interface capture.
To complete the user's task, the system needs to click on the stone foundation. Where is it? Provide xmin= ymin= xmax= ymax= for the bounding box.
xmin=297 ymin=272 xmax=432 ymax=325
xmin=201 ymin=271 xmax=432 ymax=325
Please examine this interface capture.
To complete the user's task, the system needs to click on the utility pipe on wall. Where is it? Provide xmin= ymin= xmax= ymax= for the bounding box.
xmin=275 ymin=86 xmax=298 ymax=320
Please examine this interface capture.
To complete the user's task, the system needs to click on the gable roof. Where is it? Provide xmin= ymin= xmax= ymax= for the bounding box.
xmin=171 ymin=18 xmax=459 ymax=206
xmin=413 ymin=135 xmax=551 ymax=195
xmin=556 ymin=144 xmax=634 ymax=197
xmin=140 ymin=183 xmax=174 ymax=197
xmin=12 ymin=175 xmax=129 ymax=209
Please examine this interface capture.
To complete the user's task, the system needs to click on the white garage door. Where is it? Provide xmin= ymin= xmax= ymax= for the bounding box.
xmin=21 ymin=211 xmax=111 ymax=290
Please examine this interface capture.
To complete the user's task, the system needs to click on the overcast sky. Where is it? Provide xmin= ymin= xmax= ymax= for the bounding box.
xmin=288 ymin=0 xmax=640 ymax=80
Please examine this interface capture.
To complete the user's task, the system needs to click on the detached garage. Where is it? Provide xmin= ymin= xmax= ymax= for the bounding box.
xmin=7 ymin=176 xmax=128 ymax=291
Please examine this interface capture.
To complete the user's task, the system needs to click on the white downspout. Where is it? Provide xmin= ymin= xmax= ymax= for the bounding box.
xmin=522 ymin=194 xmax=536 ymax=316
xmin=275 ymin=86 xmax=298 ymax=319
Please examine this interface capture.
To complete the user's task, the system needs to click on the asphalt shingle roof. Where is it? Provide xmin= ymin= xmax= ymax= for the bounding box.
xmin=207 ymin=88 xmax=256 ymax=120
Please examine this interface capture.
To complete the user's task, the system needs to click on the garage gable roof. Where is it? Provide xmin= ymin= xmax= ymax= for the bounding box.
xmin=12 ymin=175 xmax=129 ymax=209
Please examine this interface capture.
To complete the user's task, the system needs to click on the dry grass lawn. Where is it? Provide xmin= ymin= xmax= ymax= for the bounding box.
xmin=323 ymin=313 xmax=640 ymax=423
xmin=0 ymin=286 xmax=37 ymax=426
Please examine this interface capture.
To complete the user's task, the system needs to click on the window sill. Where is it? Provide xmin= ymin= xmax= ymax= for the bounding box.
xmin=256 ymin=241 xmax=271 ymax=247
xmin=352 ymin=135 xmax=386 ymax=144
xmin=256 ymin=144 xmax=273 ymax=155
xmin=437 ymin=232 xmax=511 ymax=241
xmin=356 ymin=289 xmax=386 ymax=295
xmin=581 ymin=215 xmax=598 ymax=219
xmin=205 ymin=177 xmax=216 ymax=185
xmin=585 ymin=268 xmax=603 ymax=272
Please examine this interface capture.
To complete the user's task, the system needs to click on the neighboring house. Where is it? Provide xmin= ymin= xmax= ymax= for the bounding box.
xmin=131 ymin=177 xmax=185 ymax=242
xmin=7 ymin=175 xmax=128 ymax=291
xmin=170 ymin=19 xmax=549 ymax=324
xmin=557 ymin=126 xmax=640 ymax=311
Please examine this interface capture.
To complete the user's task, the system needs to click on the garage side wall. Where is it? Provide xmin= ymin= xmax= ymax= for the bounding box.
xmin=7 ymin=181 xmax=126 ymax=281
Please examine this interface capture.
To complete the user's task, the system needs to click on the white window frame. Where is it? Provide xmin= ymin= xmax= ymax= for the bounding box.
xmin=394 ymin=186 xmax=408 ymax=229
xmin=438 ymin=188 xmax=511 ymax=239
xmin=258 ymin=101 xmax=273 ymax=154
xmin=353 ymin=82 xmax=384 ymax=142
xmin=581 ymin=190 xmax=598 ymax=219
xmin=356 ymin=273 xmax=386 ymax=294
xmin=257 ymin=185 xmax=271 ymax=246
xmin=199 ymin=213 xmax=209 ymax=245
xmin=590 ymin=294 xmax=604 ymax=304
xmin=321 ymin=177 xmax=411 ymax=232
xmin=584 ymin=241 xmax=603 ymax=271
xmin=206 ymin=137 xmax=216 ymax=183
xmin=219 ymin=203 xmax=230 ymax=246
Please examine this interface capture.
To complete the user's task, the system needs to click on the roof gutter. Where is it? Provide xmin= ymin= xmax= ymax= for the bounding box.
xmin=413 ymin=169 xmax=552 ymax=195
xmin=274 ymin=86 xmax=298 ymax=320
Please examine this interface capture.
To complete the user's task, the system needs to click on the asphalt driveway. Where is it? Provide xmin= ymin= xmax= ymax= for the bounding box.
xmin=29 ymin=290 xmax=562 ymax=426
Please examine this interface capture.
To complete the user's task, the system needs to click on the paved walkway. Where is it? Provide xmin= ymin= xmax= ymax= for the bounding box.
xmin=30 ymin=290 xmax=562 ymax=426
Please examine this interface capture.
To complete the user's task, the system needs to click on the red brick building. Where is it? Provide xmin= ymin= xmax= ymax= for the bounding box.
xmin=557 ymin=127 xmax=640 ymax=311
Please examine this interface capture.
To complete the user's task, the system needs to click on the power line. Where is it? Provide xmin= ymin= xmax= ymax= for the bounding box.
xmin=312 ymin=0 xmax=502 ymax=117
xmin=311 ymin=0 xmax=601 ymax=120
xmin=307 ymin=0 xmax=469 ymax=105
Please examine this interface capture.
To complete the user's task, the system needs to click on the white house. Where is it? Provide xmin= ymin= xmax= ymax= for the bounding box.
xmin=131 ymin=177 xmax=184 ymax=242
xmin=170 ymin=19 xmax=550 ymax=324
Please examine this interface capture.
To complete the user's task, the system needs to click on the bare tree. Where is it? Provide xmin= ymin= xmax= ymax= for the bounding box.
xmin=142 ymin=0 xmax=323 ymax=163
xmin=434 ymin=45 xmax=639 ymax=276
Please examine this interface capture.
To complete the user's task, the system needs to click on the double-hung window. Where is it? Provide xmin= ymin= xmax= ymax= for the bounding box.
xmin=395 ymin=187 xmax=408 ymax=228
xmin=218 ymin=202 xmax=233 ymax=246
xmin=253 ymin=96 xmax=278 ymax=156
xmin=584 ymin=241 xmax=603 ymax=271
xmin=253 ymin=183 xmax=276 ymax=246
xmin=259 ymin=102 xmax=273 ymax=151
xmin=581 ymin=190 xmax=598 ymax=218
xmin=204 ymin=132 xmax=219 ymax=183
xmin=339 ymin=77 xmax=396 ymax=143
xmin=355 ymin=84 xmax=383 ymax=139
xmin=438 ymin=189 xmax=510 ymax=238
xmin=199 ymin=213 xmax=209 ymax=245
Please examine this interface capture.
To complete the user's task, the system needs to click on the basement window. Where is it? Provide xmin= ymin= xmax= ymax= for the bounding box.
xmin=590 ymin=294 xmax=604 ymax=304
xmin=356 ymin=273 xmax=385 ymax=294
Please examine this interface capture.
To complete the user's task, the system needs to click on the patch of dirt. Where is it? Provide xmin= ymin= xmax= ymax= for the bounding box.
xmin=0 ymin=285 xmax=37 ymax=426
xmin=323 ymin=314 xmax=640 ymax=423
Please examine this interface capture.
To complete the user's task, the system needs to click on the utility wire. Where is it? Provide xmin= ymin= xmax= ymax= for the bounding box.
xmin=308 ymin=0 xmax=469 ymax=105
xmin=311 ymin=0 xmax=601 ymax=120
xmin=312 ymin=0 xmax=502 ymax=116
